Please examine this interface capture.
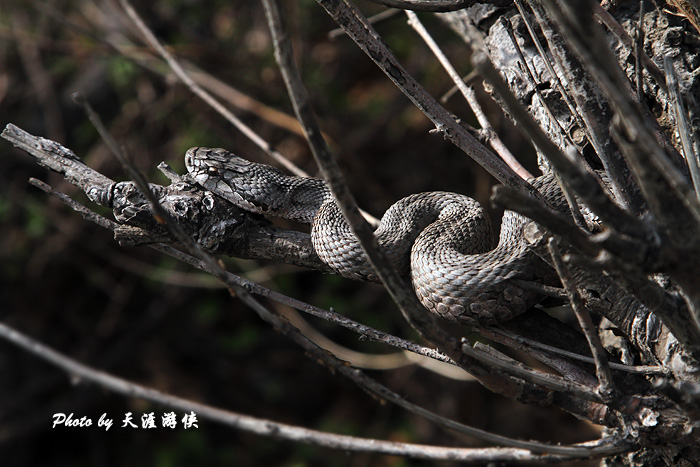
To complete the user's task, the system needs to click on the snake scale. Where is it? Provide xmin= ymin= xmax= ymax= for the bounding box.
xmin=185 ymin=147 xmax=568 ymax=325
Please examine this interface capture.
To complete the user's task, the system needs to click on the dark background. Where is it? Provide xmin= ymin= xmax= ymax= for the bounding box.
xmin=0 ymin=1 xmax=598 ymax=465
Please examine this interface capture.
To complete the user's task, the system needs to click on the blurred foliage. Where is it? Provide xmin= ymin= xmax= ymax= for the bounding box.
xmin=0 ymin=0 xmax=591 ymax=466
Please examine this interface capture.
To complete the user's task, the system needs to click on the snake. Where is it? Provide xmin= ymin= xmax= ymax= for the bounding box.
xmin=185 ymin=147 xmax=567 ymax=325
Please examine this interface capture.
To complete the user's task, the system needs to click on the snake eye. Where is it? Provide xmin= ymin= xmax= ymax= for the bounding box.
xmin=208 ymin=167 xmax=219 ymax=175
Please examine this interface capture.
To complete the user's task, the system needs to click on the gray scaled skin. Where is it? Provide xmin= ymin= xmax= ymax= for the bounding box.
xmin=185 ymin=147 xmax=566 ymax=325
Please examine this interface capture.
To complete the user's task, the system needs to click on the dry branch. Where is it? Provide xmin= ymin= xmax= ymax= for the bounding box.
xmin=4 ymin=0 xmax=700 ymax=464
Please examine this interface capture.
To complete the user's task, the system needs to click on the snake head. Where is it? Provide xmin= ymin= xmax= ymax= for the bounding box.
xmin=184 ymin=147 xmax=291 ymax=216
xmin=184 ymin=147 xmax=260 ymax=209
xmin=185 ymin=147 xmax=253 ymax=180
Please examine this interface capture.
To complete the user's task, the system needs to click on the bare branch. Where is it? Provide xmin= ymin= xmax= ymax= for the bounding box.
xmin=1 ymin=123 xmax=327 ymax=271
xmin=456 ymin=17 xmax=652 ymax=243
xmin=547 ymin=238 xmax=616 ymax=398
xmin=363 ymin=0 xmax=510 ymax=13
xmin=461 ymin=339 xmax=606 ymax=403
xmin=0 ymin=322 xmax=629 ymax=461
xmin=405 ymin=10 xmax=533 ymax=180
xmin=315 ymin=0 xmax=542 ymax=201
xmin=500 ymin=15 xmax=588 ymax=229
xmin=116 ymin=0 xmax=308 ymax=178
xmin=593 ymin=2 xmax=666 ymax=89
xmin=262 ymin=0 xmax=452 ymax=341
xmin=522 ymin=0 xmax=644 ymax=213
xmin=480 ymin=327 xmax=667 ymax=375
xmin=328 ymin=8 xmax=400 ymax=39
xmin=634 ymin=1 xmax=646 ymax=102
xmin=541 ymin=0 xmax=700 ymax=231
xmin=665 ymin=55 xmax=700 ymax=201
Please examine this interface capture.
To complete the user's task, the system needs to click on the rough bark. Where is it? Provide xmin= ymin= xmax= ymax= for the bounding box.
xmin=3 ymin=0 xmax=700 ymax=464
xmin=1 ymin=124 xmax=328 ymax=273
xmin=439 ymin=1 xmax=700 ymax=464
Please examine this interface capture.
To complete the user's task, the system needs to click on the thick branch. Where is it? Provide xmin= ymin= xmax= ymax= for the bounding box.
xmin=1 ymin=123 xmax=328 ymax=272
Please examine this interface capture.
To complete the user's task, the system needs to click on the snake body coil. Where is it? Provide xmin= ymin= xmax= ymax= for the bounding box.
xmin=185 ymin=147 xmax=566 ymax=325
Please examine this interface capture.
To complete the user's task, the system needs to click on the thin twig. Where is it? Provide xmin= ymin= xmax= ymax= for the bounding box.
xmin=509 ymin=279 xmax=567 ymax=298
xmin=405 ymin=10 xmax=533 ymax=180
xmin=635 ymin=1 xmax=645 ymax=102
xmin=547 ymin=238 xmax=616 ymax=399
xmin=501 ymin=16 xmax=588 ymax=229
xmin=439 ymin=69 xmax=479 ymax=103
xmin=277 ymin=307 xmax=468 ymax=375
xmin=477 ymin=327 xmax=600 ymax=387
xmin=484 ymin=327 xmax=667 ymax=375
xmin=665 ymin=55 xmax=700 ymax=202
xmin=117 ymin=0 xmax=307 ymax=178
xmin=155 ymin=244 xmax=457 ymax=366
xmin=72 ymin=92 xmax=158 ymax=205
xmin=328 ymin=8 xmax=400 ymax=39
xmin=593 ymin=2 xmax=666 ymax=90
xmin=157 ymin=161 xmax=184 ymax=183
xmin=460 ymin=340 xmax=605 ymax=403
xmin=29 ymin=178 xmax=120 ymax=231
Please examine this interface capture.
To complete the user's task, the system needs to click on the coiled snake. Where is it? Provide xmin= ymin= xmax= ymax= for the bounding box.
xmin=185 ymin=147 xmax=567 ymax=325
